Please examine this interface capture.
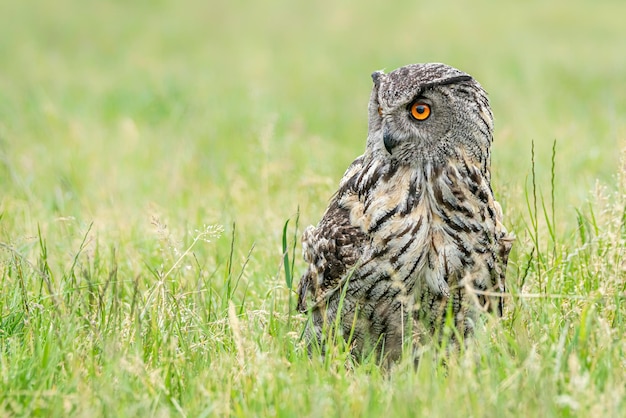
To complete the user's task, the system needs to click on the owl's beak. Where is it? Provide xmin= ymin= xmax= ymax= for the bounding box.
xmin=383 ymin=128 xmax=396 ymax=154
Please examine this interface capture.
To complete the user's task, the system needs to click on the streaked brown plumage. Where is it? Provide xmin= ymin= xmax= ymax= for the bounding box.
xmin=297 ymin=63 xmax=514 ymax=362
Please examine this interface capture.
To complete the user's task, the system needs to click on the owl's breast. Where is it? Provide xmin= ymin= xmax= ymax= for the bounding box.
xmin=339 ymin=159 xmax=497 ymax=297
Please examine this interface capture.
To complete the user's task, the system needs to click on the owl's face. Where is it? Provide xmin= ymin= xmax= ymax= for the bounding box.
xmin=366 ymin=63 xmax=494 ymax=167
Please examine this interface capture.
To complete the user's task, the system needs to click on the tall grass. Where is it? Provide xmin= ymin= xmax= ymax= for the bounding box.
xmin=1 ymin=0 xmax=625 ymax=416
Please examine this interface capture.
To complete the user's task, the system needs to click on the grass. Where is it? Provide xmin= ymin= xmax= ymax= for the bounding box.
xmin=1 ymin=0 xmax=625 ymax=416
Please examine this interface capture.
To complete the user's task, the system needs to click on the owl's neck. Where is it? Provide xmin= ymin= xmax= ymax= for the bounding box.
xmin=340 ymin=150 xmax=490 ymax=202
xmin=365 ymin=130 xmax=491 ymax=172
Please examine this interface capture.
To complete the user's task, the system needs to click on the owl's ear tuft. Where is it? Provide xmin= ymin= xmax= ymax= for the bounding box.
xmin=371 ymin=70 xmax=385 ymax=88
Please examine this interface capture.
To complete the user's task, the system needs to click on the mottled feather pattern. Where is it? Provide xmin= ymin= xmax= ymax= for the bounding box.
xmin=297 ymin=63 xmax=514 ymax=362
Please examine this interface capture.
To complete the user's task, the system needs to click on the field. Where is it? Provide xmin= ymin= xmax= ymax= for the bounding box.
xmin=1 ymin=0 xmax=625 ymax=416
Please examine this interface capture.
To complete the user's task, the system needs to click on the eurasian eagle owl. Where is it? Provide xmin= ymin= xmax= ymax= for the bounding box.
xmin=297 ymin=62 xmax=514 ymax=362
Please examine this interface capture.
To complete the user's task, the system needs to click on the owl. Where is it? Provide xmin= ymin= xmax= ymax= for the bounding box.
xmin=296 ymin=62 xmax=514 ymax=363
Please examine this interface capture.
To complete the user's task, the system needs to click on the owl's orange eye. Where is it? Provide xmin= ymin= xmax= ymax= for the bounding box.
xmin=377 ymin=106 xmax=383 ymax=116
xmin=410 ymin=102 xmax=431 ymax=121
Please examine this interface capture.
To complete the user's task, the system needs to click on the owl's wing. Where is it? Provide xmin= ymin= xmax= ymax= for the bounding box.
xmin=297 ymin=158 xmax=369 ymax=312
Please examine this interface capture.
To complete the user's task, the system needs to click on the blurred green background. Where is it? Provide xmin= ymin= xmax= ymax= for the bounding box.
xmin=2 ymin=0 xmax=624 ymax=239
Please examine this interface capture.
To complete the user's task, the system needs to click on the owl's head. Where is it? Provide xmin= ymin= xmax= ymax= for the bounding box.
xmin=366 ymin=63 xmax=494 ymax=167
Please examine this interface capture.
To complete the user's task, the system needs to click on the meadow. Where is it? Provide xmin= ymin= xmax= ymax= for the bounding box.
xmin=0 ymin=0 xmax=625 ymax=416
